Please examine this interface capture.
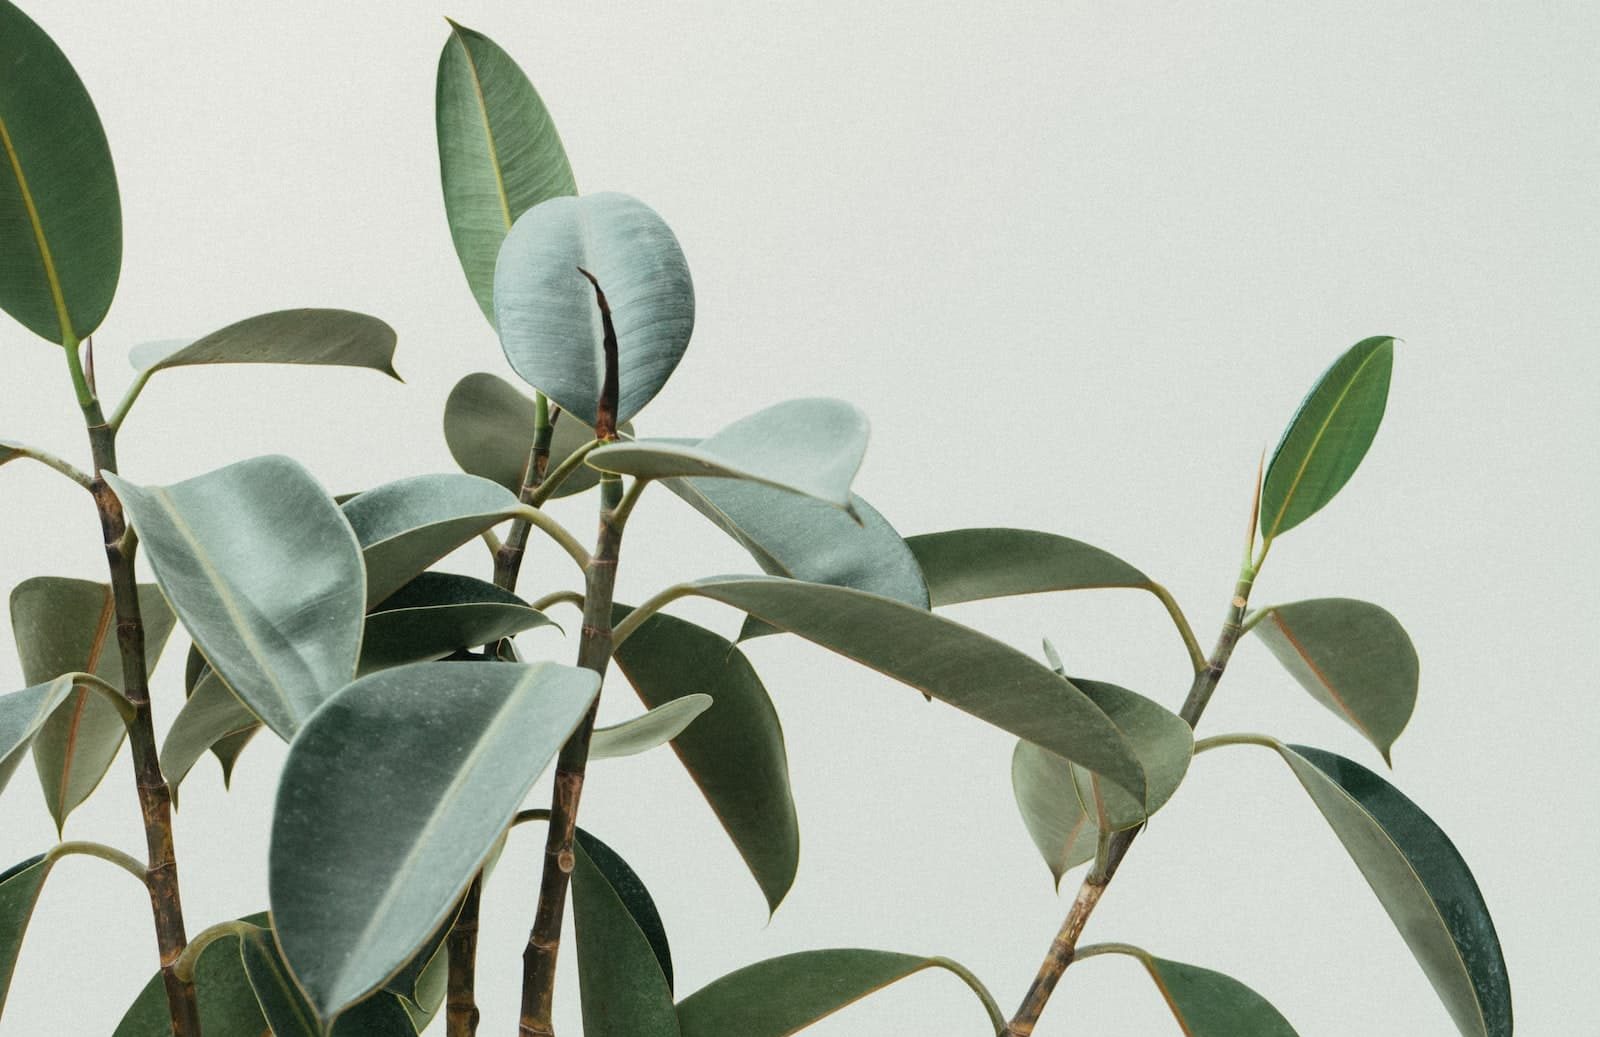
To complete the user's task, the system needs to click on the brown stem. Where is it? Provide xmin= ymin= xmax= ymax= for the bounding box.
xmin=1004 ymin=564 xmax=1258 ymax=1036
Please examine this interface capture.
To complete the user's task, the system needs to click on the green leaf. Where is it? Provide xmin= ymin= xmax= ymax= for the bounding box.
xmin=673 ymin=577 xmax=1147 ymax=802
xmin=239 ymin=926 xmax=420 ymax=1037
xmin=906 ymin=528 xmax=1151 ymax=607
xmin=442 ymin=371 xmax=629 ymax=498
xmin=269 ymin=661 xmax=600 ymax=1024
xmin=494 ymin=193 xmax=694 ymax=426
xmin=0 ymin=0 xmax=120 ymax=345
xmin=572 ymin=834 xmax=680 ymax=1037
xmin=10 ymin=577 xmax=175 ymax=829
xmin=161 ymin=669 xmax=258 ymax=796
xmin=1259 ymin=741 xmax=1511 ymax=1037
xmin=590 ymin=694 xmax=713 ymax=760
xmin=589 ymin=399 xmax=866 ymax=512
xmin=612 ymin=607 xmax=798 ymax=912
xmin=0 ymin=675 xmax=83 ymax=800
xmin=1260 ymin=337 xmax=1395 ymax=540
xmin=1086 ymin=946 xmax=1298 ymax=1036
xmin=362 ymin=572 xmax=556 ymax=674
xmin=341 ymin=473 xmax=523 ymax=606
xmin=0 ymin=854 xmax=53 ymax=1018
xmin=436 ymin=19 xmax=577 ymax=322
xmin=128 ymin=309 xmax=399 ymax=379
xmin=113 ymin=919 xmax=268 ymax=1036
xmin=1251 ymin=598 xmax=1418 ymax=763
xmin=1011 ymin=678 xmax=1192 ymax=885
xmin=184 ymin=645 xmax=257 ymax=787
xmin=675 ymin=950 xmax=1005 ymax=1037
xmin=106 ymin=456 xmax=365 ymax=740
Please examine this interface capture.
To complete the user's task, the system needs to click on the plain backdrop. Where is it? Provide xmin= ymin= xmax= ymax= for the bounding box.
xmin=2 ymin=2 xmax=1595 ymax=1033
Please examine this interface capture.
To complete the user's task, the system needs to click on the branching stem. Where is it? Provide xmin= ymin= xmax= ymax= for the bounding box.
xmin=0 ymin=439 xmax=94 ymax=490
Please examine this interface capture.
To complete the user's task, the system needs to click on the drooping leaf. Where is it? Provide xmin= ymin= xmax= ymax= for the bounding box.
xmin=675 ymin=950 xmax=1005 ymax=1037
xmin=436 ymin=19 xmax=577 ymax=322
xmin=341 ymin=472 xmax=524 ymax=606
xmin=127 ymin=309 xmax=399 ymax=380
xmin=442 ymin=371 xmax=629 ymax=498
xmin=270 ymin=661 xmax=600 ymax=1024
xmin=1012 ymin=678 xmax=1192 ymax=885
xmin=161 ymin=670 xmax=259 ymax=796
xmin=0 ymin=0 xmax=120 ymax=345
xmin=381 ymin=908 xmax=457 ymax=1009
xmin=0 ymin=854 xmax=53 ymax=1018
xmin=1251 ymin=598 xmax=1418 ymax=763
xmin=10 ymin=577 xmax=175 ymax=829
xmin=590 ymin=694 xmax=713 ymax=760
xmin=670 ymin=577 xmax=1146 ymax=802
xmin=572 ymin=834 xmax=679 ymax=1037
xmin=1259 ymin=337 xmax=1395 ymax=540
xmin=494 ymin=193 xmax=694 ymax=426
xmin=184 ymin=644 xmax=257 ymax=785
xmin=0 ymin=675 xmax=83 ymax=799
xmin=106 ymin=456 xmax=365 ymax=740
xmin=1085 ymin=946 xmax=1299 ymax=1036
xmin=361 ymin=572 xmax=556 ymax=674
xmin=612 ymin=607 xmax=798 ymax=912
xmin=906 ymin=527 xmax=1151 ymax=606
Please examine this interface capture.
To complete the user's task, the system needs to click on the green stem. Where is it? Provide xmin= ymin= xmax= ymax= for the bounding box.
xmin=1193 ymin=731 xmax=1281 ymax=755
xmin=1070 ymin=942 xmax=1147 ymax=963
xmin=66 ymin=671 xmax=137 ymax=726
xmin=508 ymin=505 xmax=590 ymax=573
xmin=609 ymin=581 xmax=696 ymax=649
xmin=1146 ymin=582 xmax=1206 ymax=674
xmin=529 ymin=439 xmax=602 ymax=507
xmin=926 ymin=957 xmax=1008 ymax=1035
xmin=108 ymin=366 xmax=153 ymax=431
xmin=172 ymin=920 xmax=261 ymax=984
xmin=530 ymin=590 xmax=585 ymax=614
xmin=47 ymin=839 xmax=146 ymax=882
xmin=0 ymin=440 xmax=94 ymax=490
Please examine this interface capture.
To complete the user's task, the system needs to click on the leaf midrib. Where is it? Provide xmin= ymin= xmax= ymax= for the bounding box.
xmin=0 ymin=111 xmax=74 ymax=344
xmin=450 ymin=25 xmax=514 ymax=232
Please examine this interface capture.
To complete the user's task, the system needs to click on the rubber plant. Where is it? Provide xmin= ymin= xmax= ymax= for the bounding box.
xmin=0 ymin=5 xmax=1511 ymax=1036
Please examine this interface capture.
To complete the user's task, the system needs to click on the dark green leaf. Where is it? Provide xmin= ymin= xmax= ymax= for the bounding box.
xmin=590 ymin=694 xmax=712 ymax=760
xmin=572 ymin=835 xmax=679 ymax=1037
xmin=0 ymin=0 xmax=120 ymax=345
xmin=0 ymin=854 xmax=52 ymax=1018
xmin=576 ymin=830 xmax=674 ymax=989
xmin=1086 ymin=946 xmax=1298 ymax=1036
xmin=906 ymin=528 xmax=1150 ymax=607
xmin=494 ymin=193 xmax=694 ymax=426
xmin=362 ymin=572 xmax=556 ymax=674
xmin=113 ymin=918 xmax=268 ymax=1036
xmin=240 ymin=927 xmax=419 ymax=1036
xmin=437 ymin=19 xmax=577 ymax=322
xmin=128 ymin=309 xmax=399 ymax=380
xmin=1260 ymin=337 xmax=1394 ymax=540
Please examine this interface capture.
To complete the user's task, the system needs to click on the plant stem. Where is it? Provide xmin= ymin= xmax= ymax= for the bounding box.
xmin=47 ymin=839 xmax=147 ymax=882
xmin=66 ymin=344 xmax=202 ymax=1037
xmin=0 ymin=439 xmax=95 ymax=490
xmin=1003 ymin=560 xmax=1259 ymax=1036
xmin=494 ymin=408 xmax=557 ymax=589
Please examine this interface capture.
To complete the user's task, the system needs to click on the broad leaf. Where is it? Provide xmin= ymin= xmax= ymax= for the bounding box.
xmin=442 ymin=371 xmax=628 ymax=498
xmin=436 ymin=19 xmax=576 ymax=322
xmin=341 ymin=473 xmax=523 ymax=605
xmin=161 ymin=670 xmax=259 ymax=796
xmin=10 ymin=577 xmax=175 ymax=829
xmin=1012 ymin=678 xmax=1192 ymax=885
xmin=128 ymin=309 xmax=399 ymax=380
xmin=0 ymin=0 xmax=120 ymax=345
xmin=612 ymin=607 xmax=798 ymax=912
xmin=106 ymin=456 xmax=365 ymax=739
xmin=362 ymin=572 xmax=556 ymax=673
xmin=270 ymin=661 xmax=600 ymax=1024
xmin=113 ymin=921 xmax=268 ymax=1037
xmin=675 ymin=950 xmax=1004 ymax=1037
xmin=573 ymin=833 xmax=678 ymax=1037
xmin=1252 ymin=598 xmax=1417 ymax=762
xmin=591 ymin=694 xmax=713 ymax=760
xmin=907 ymin=528 xmax=1151 ymax=606
xmin=1260 ymin=337 xmax=1394 ymax=540
xmin=0 ymin=854 xmax=53 ymax=1018
xmin=0 ymin=675 xmax=84 ymax=799
xmin=239 ymin=926 xmax=419 ymax=1037
xmin=674 ymin=577 xmax=1147 ymax=802
xmin=1087 ymin=946 xmax=1298 ymax=1036
xmin=494 ymin=193 xmax=694 ymax=426
xmin=590 ymin=399 xmax=867 ymax=512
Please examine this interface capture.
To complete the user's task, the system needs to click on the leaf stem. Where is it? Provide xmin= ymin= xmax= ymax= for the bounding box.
xmin=171 ymin=920 xmax=262 ymax=984
xmin=1193 ymin=731 xmax=1281 ymax=755
xmin=509 ymin=504 xmax=591 ymax=572
xmin=926 ymin=957 xmax=1008 ymax=1035
xmin=609 ymin=582 xmax=697 ymax=650
xmin=1070 ymin=941 xmax=1147 ymax=963
xmin=529 ymin=438 xmax=602 ymax=506
xmin=1145 ymin=582 xmax=1206 ymax=674
xmin=46 ymin=839 xmax=146 ymax=882
xmin=529 ymin=590 xmax=585 ymax=613
xmin=107 ymin=366 xmax=153 ymax=431
xmin=0 ymin=439 xmax=94 ymax=490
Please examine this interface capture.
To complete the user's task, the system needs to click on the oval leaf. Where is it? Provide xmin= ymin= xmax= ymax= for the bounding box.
xmin=128 ymin=309 xmax=399 ymax=379
xmin=362 ymin=571 xmax=556 ymax=674
xmin=442 ymin=371 xmax=627 ymax=498
xmin=1252 ymin=598 xmax=1418 ymax=762
xmin=269 ymin=661 xmax=599 ymax=1024
xmin=106 ymin=456 xmax=365 ymax=740
xmin=437 ymin=19 xmax=577 ymax=322
xmin=0 ymin=0 xmax=120 ymax=345
xmin=1087 ymin=946 xmax=1299 ymax=1036
xmin=906 ymin=528 xmax=1150 ymax=606
xmin=573 ymin=833 xmax=679 ymax=1037
xmin=675 ymin=950 xmax=1004 ymax=1037
xmin=494 ymin=193 xmax=694 ymax=426
xmin=590 ymin=694 xmax=713 ymax=761
xmin=1260 ymin=337 xmax=1394 ymax=540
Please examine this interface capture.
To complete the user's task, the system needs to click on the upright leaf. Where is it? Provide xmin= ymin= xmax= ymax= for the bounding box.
xmin=442 ymin=371 xmax=626 ymax=498
xmin=0 ymin=0 xmax=120 ymax=345
xmin=128 ymin=309 xmax=399 ymax=379
xmin=10 ymin=577 xmax=175 ymax=829
xmin=907 ymin=528 xmax=1151 ymax=606
xmin=436 ymin=19 xmax=577 ymax=322
xmin=106 ymin=456 xmax=365 ymax=739
xmin=1260 ymin=337 xmax=1394 ymax=540
xmin=494 ymin=193 xmax=694 ymax=426
xmin=270 ymin=661 xmax=599 ymax=1024
xmin=572 ymin=833 xmax=678 ymax=1037
xmin=1251 ymin=598 xmax=1418 ymax=762
xmin=1083 ymin=946 xmax=1299 ymax=1036
xmin=0 ymin=855 xmax=52 ymax=1019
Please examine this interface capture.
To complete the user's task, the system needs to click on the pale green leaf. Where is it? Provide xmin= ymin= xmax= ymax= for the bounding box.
xmin=590 ymin=694 xmax=713 ymax=760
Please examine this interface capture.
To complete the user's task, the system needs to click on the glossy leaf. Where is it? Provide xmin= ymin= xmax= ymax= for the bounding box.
xmin=1252 ymin=598 xmax=1417 ymax=762
xmin=1260 ymin=337 xmax=1394 ymax=539
xmin=0 ymin=854 xmax=52 ymax=1018
xmin=10 ymin=577 xmax=174 ymax=829
xmin=442 ymin=371 xmax=628 ymax=498
xmin=1088 ymin=946 xmax=1298 ymax=1036
xmin=128 ymin=309 xmax=399 ymax=380
xmin=362 ymin=572 xmax=556 ymax=674
xmin=494 ymin=193 xmax=694 ymax=426
xmin=113 ymin=918 xmax=268 ymax=1036
xmin=907 ymin=527 xmax=1150 ymax=607
xmin=0 ymin=0 xmax=120 ymax=345
xmin=106 ymin=456 xmax=365 ymax=740
xmin=590 ymin=694 xmax=713 ymax=760
xmin=590 ymin=399 xmax=867 ymax=512
xmin=675 ymin=950 xmax=1005 ymax=1037
xmin=573 ymin=833 xmax=678 ymax=1037
xmin=239 ymin=926 xmax=420 ymax=1037
xmin=437 ymin=19 xmax=576 ymax=322
xmin=612 ymin=607 xmax=798 ymax=912
xmin=0 ymin=675 xmax=82 ymax=799
xmin=270 ymin=661 xmax=599 ymax=1024
xmin=161 ymin=670 xmax=259 ymax=796
xmin=341 ymin=472 xmax=523 ymax=606
xmin=1012 ymin=678 xmax=1192 ymax=885
xmin=676 ymin=577 xmax=1146 ymax=801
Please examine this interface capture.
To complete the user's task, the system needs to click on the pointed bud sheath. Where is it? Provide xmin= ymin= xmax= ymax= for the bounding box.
xmin=578 ymin=267 xmax=619 ymax=441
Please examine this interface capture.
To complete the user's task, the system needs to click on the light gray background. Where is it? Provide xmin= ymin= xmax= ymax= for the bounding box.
xmin=2 ymin=1 xmax=1594 ymax=1033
